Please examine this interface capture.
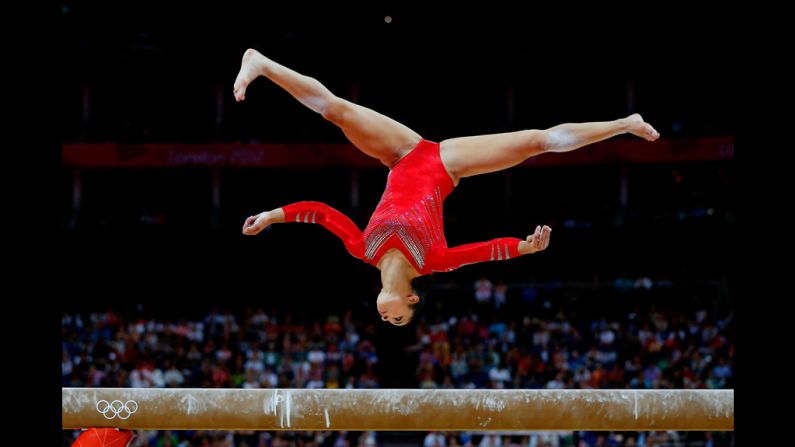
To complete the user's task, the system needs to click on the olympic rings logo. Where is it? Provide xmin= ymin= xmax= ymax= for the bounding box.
xmin=95 ymin=400 xmax=139 ymax=420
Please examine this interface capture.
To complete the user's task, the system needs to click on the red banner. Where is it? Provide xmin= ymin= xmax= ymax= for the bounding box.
xmin=62 ymin=136 xmax=733 ymax=168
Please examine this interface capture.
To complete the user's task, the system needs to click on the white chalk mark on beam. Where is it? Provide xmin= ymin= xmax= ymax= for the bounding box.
xmin=324 ymin=408 xmax=330 ymax=428
xmin=286 ymin=392 xmax=292 ymax=428
xmin=181 ymin=394 xmax=199 ymax=415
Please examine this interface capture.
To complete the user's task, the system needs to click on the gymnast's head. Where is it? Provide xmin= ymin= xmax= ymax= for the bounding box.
xmin=376 ymin=275 xmax=429 ymax=327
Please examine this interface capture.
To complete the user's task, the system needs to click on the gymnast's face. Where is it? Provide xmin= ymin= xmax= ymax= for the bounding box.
xmin=376 ymin=290 xmax=419 ymax=326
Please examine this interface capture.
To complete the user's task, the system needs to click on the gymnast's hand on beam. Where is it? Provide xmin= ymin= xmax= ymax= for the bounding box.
xmin=242 ymin=211 xmax=272 ymax=236
xmin=518 ymin=225 xmax=551 ymax=255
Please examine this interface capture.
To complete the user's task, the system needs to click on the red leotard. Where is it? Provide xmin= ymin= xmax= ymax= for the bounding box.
xmin=281 ymin=139 xmax=524 ymax=274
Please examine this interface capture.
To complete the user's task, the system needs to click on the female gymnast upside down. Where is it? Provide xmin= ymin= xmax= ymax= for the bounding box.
xmin=234 ymin=49 xmax=659 ymax=326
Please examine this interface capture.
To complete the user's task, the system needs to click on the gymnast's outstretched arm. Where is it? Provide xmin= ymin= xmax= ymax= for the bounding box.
xmin=430 ymin=225 xmax=551 ymax=272
xmin=242 ymin=201 xmax=364 ymax=259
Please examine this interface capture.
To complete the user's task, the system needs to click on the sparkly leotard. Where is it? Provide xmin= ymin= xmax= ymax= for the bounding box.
xmin=281 ymin=139 xmax=523 ymax=274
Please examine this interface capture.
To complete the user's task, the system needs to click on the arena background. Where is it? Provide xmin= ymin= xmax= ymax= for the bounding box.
xmin=61 ymin=1 xmax=735 ymax=446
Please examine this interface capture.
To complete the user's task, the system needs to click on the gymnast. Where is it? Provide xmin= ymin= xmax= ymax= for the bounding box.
xmin=234 ymin=49 xmax=659 ymax=326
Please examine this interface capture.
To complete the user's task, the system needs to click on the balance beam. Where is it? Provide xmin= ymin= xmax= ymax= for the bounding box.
xmin=62 ymin=388 xmax=733 ymax=431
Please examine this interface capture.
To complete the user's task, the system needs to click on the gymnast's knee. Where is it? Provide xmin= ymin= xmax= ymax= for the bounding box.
xmin=321 ymin=97 xmax=352 ymax=125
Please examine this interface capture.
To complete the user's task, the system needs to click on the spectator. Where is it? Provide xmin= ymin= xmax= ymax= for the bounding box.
xmin=474 ymin=276 xmax=493 ymax=304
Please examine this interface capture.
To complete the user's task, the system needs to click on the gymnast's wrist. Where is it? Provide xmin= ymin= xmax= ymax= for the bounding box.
xmin=269 ymin=208 xmax=286 ymax=223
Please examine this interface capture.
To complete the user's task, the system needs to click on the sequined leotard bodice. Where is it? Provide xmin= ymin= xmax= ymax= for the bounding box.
xmin=360 ymin=139 xmax=455 ymax=272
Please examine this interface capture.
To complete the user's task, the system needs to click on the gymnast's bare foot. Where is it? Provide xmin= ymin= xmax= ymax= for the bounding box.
xmin=624 ymin=113 xmax=660 ymax=141
xmin=233 ymin=49 xmax=268 ymax=102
